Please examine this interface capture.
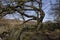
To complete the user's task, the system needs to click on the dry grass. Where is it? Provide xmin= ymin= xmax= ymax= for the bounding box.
xmin=0 ymin=19 xmax=60 ymax=40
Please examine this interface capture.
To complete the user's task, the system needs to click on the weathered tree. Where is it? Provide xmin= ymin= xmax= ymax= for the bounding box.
xmin=0 ymin=0 xmax=45 ymax=27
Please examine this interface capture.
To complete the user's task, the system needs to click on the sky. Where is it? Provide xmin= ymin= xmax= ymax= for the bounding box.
xmin=2 ymin=0 xmax=60 ymax=22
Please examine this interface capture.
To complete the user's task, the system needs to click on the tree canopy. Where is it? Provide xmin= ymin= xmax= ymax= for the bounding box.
xmin=0 ymin=0 xmax=45 ymax=26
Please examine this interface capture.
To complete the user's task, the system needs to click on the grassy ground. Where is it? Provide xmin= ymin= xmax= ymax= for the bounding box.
xmin=0 ymin=19 xmax=60 ymax=40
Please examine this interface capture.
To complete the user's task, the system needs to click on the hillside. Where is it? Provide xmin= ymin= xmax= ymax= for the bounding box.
xmin=0 ymin=19 xmax=36 ymax=25
xmin=0 ymin=19 xmax=36 ymax=33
